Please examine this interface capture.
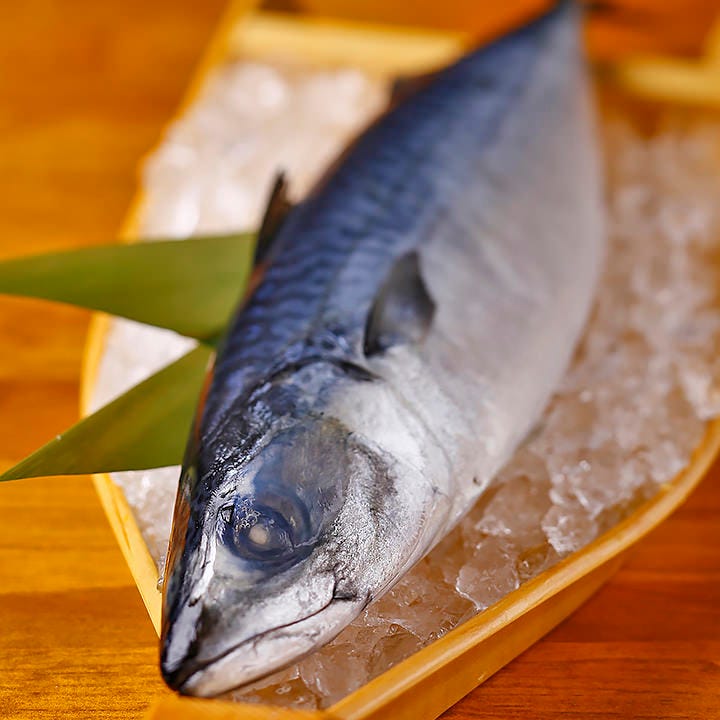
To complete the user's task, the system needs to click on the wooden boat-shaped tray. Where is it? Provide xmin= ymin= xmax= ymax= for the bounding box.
xmin=79 ymin=2 xmax=720 ymax=718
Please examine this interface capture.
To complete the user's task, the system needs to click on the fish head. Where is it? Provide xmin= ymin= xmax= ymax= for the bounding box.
xmin=160 ymin=362 xmax=444 ymax=697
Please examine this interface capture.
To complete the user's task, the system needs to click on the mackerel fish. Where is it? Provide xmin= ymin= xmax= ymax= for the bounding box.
xmin=160 ymin=3 xmax=604 ymax=696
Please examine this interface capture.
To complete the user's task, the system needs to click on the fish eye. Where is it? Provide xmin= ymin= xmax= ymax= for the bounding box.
xmin=219 ymin=497 xmax=299 ymax=563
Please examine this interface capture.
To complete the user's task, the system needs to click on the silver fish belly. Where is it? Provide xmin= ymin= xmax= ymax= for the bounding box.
xmin=160 ymin=3 xmax=604 ymax=697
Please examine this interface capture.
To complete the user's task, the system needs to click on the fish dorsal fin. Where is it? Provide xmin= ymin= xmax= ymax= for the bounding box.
xmin=364 ymin=251 xmax=436 ymax=357
xmin=255 ymin=172 xmax=293 ymax=265
xmin=390 ymin=70 xmax=441 ymax=107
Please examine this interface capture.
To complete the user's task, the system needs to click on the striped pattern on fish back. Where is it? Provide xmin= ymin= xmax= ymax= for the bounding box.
xmin=203 ymin=4 xmax=573 ymax=429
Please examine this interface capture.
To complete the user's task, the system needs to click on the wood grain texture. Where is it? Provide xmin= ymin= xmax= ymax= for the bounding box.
xmin=0 ymin=1 xmax=224 ymax=718
xmin=0 ymin=2 xmax=719 ymax=719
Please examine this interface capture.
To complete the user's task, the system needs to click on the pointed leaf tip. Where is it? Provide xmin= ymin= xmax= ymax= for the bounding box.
xmin=0 ymin=346 xmax=213 ymax=481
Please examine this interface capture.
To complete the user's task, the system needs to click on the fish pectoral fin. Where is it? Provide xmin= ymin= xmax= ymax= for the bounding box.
xmin=255 ymin=172 xmax=294 ymax=265
xmin=364 ymin=251 xmax=436 ymax=357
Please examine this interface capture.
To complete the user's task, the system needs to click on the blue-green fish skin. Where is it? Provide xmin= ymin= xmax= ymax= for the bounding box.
xmin=161 ymin=3 xmax=604 ymax=697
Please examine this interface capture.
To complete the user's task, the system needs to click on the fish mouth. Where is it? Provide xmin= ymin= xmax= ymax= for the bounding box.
xmin=164 ymin=593 xmax=367 ymax=697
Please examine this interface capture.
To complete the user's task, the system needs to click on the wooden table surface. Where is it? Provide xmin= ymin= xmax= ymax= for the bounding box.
xmin=0 ymin=1 xmax=719 ymax=719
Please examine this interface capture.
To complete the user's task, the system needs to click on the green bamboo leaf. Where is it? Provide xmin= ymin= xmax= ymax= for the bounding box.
xmin=0 ymin=346 xmax=212 ymax=481
xmin=0 ymin=234 xmax=255 ymax=341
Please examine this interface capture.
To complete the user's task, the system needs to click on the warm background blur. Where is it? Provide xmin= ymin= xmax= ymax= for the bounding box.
xmin=265 ymin=0 xmax=720 ymax=59
xmin=0 ymin=1 xmax=719 ymax=719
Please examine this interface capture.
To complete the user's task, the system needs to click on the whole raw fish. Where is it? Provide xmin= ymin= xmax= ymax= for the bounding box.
xmin=161 ymin=3 xmax=604 ymax=696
